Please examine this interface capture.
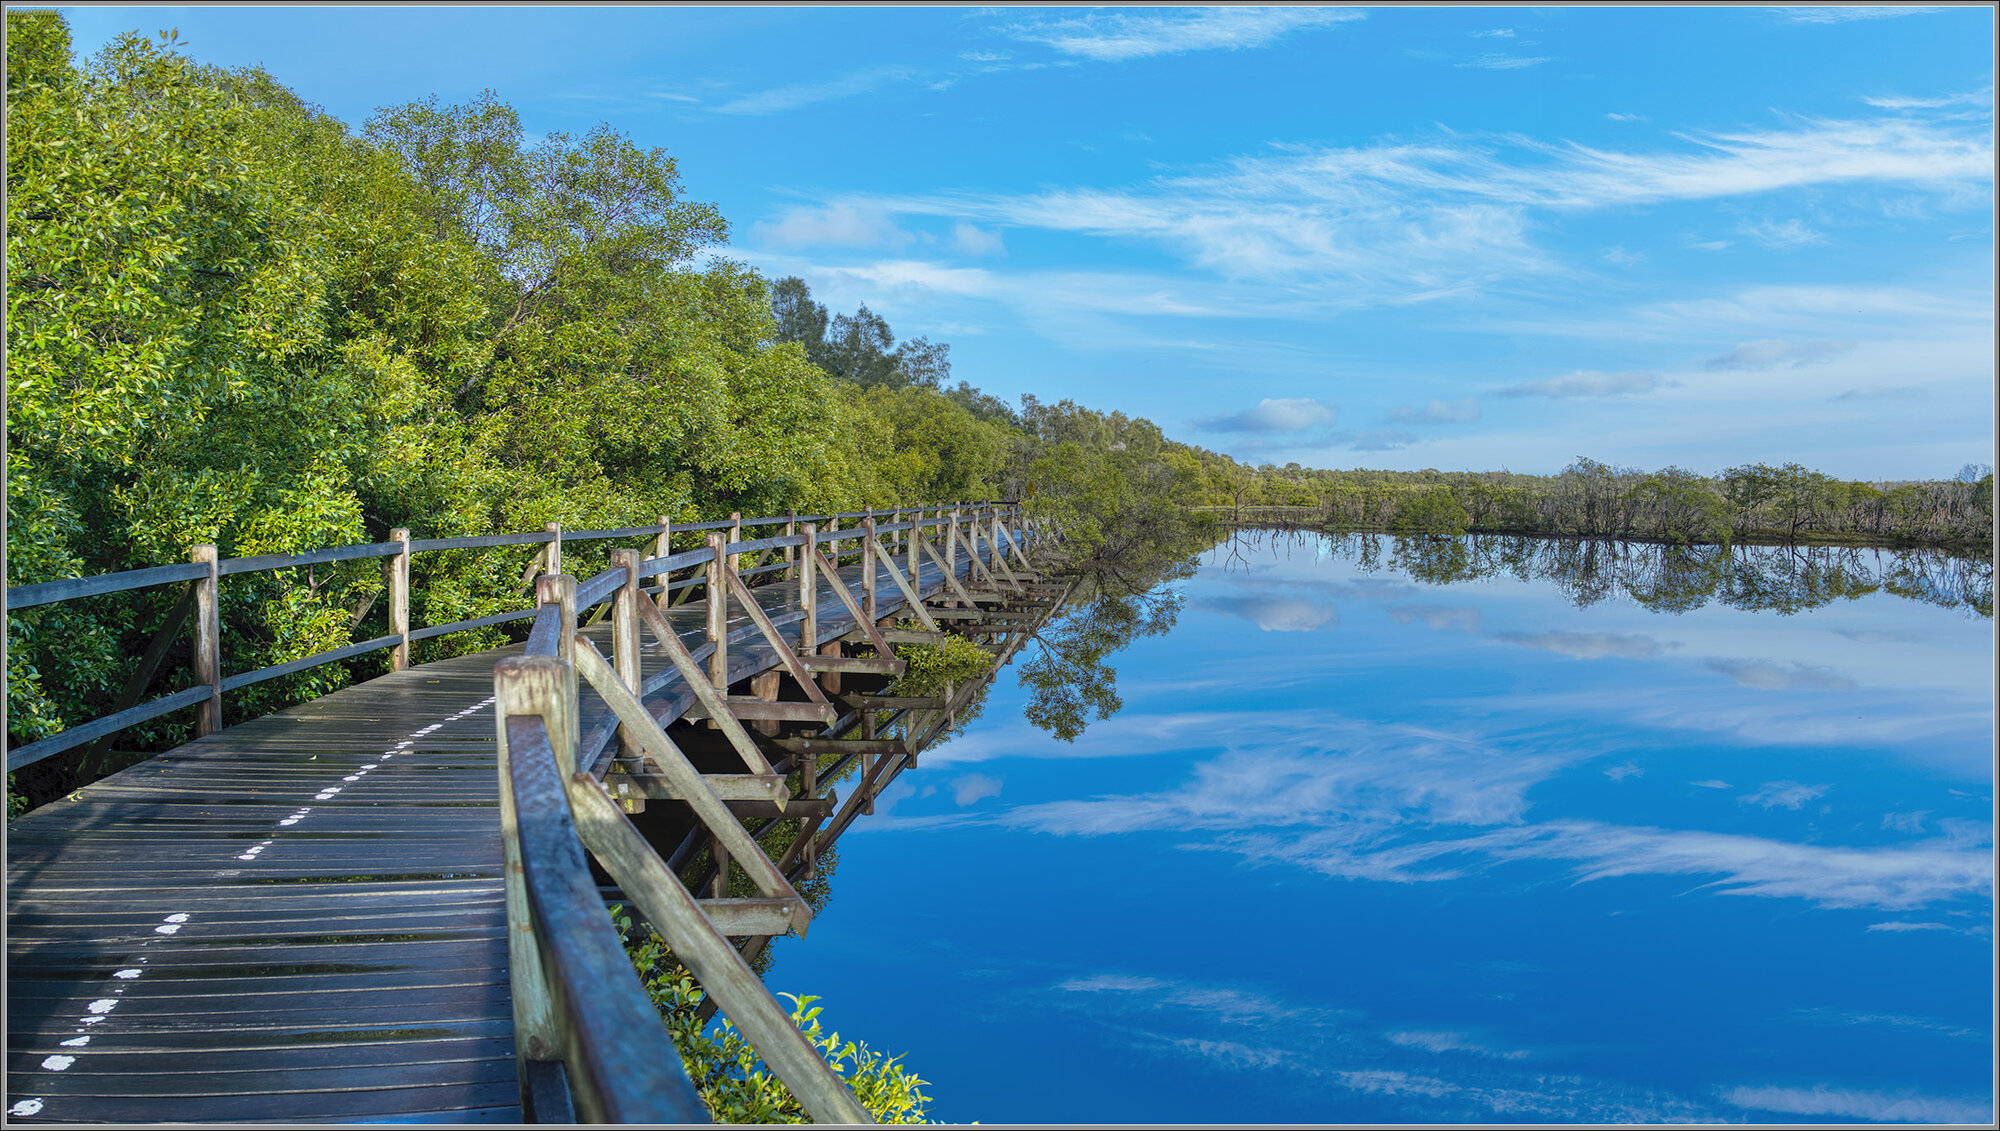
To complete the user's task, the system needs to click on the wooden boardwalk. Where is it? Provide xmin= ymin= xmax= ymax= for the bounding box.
xmin=6 ymin=536 xmax=1029 ymax=1123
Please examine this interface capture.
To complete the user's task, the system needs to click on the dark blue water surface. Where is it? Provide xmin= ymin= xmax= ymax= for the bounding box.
xmin=767 ymin=532 xmax=1994 ymax=1124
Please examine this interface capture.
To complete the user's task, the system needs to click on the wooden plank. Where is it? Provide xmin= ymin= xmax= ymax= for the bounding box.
xmin=771 ymin=738 xmax=907 ymax=756
xmin=682 ymin=700 xmax=835 ymax=723
xmin=798 ymin=655 xmax=904 ymax=675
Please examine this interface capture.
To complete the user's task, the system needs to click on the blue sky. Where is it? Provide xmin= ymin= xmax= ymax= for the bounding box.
xmin=59 ymin=5 xmax=1996 ymax=480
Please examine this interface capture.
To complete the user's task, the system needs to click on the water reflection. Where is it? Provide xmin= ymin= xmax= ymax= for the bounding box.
xmin=779 ymin=529 xmax=1992 ymax=1125
xmin=1333 ymin=531 xmax=1995 ymax=617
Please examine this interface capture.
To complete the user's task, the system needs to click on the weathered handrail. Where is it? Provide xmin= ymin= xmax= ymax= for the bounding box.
xmin=490 ymin=502 xmax=1039 ymax=1122
xmin=5 ymin=502 xmax=1018 ymax=771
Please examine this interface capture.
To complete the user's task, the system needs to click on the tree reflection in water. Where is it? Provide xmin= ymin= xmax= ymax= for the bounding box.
xmin=990 ymin=531 xmax=1989 ymax=746
xmin=1300 ymin=529 xmax=1992 ymax=618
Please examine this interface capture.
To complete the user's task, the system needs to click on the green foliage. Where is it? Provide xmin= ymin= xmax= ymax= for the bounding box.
xmin=890 ymin=633 xmax=994 ymax=697
xmin=611 ymin=907 xmax=936 ymax=1124
xmin=1389 ymin=486 xmax=1470 ymax=535
xmin=2 ymin=25 xmax=1016 ymax=807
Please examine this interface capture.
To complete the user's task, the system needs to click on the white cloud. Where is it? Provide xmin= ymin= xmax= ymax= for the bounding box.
xmin=1386 ymin=604 xmax=1483 ymax=634
xmin=1722 ymin=1084 xmax=1987 ymax=1125
xmin=950 ymin=222 xmax=1006 ymax=256
xmin=953 ymin=702 xmax=1991 ymax=913
xmin=1197 ymin=594 xmax=1338 ymax=633
xmin=1864 ymin=920 xmax=1952 ymax=932
xmin=1600 ymin=244 xmax=1645 ymax=265
xmin=951 ymin=773 xmax=1003 ymax=805
xmin=1704 ymin=659 xmax=1855 ymax=691
xmin=756 ymin=202 xmax=912 ymax=250
xmin=816 ymin=100 xmax=1986 ymax=320
xmin=1605 ymin=112 xmax=1647 ymax=122
xmin=1009 ymin=7 xmax=1364 ymax=62
xmin=1491 ymin=630 xmax=1664 ymax=658
xmin=1880 ymin=810 xmax=1929 ymax=833
xmin=1198 ymin=397 xmax=1337 ymax=433
xmin=1863 ymin=87 xmax=1993 ymax=111
xmin=715 ymin=65 xmax=921 ymax=115
xmin=1738 ymin=217 xmax=1827 ymax=248
xmin=1457 ymin=54 xmax=1550 ymax=70
xmin=1604 ymin=762 xmax=1643 ymax=781
xmin=1493 ymin=371 xmax=1663 ymax=398
xmin=1690 ymin=779 xmax=1733 ymax=789
xmin=1385 ymin=1030 xmax=1528 ymax=1060
xmin=1388 ymin=396 xmax=1482 ymax=424
xmin=1773 ymin=6 xmax=1946 ymax=25
xmin=1739 ymin=781 xmax=1829 ymax=810
xmin=1701 ymin=338 xmax=1852 ymax=370
xmin=1472 ymin=29 xmax=1516 ymax=39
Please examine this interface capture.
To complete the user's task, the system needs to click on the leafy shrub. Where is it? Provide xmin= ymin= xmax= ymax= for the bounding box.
xmin=889 ymin=632 xmax=992 ymax=697
xmin=613 ymin=906 xmax=936 ymax=1124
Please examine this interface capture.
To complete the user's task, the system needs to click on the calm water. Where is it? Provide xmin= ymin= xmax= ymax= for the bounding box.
xmin=768 ymin=531 xmax=1994 ymax=1124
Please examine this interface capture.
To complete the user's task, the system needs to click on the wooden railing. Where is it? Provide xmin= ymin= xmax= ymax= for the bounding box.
xmin=492 ymin=503 xmax=1038 ymax=1122
xmin=4 ymin=503 xmax=1013 ymax=772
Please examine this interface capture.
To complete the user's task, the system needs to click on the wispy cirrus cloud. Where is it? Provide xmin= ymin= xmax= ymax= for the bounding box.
xmin=788 ymin=102 xmax=1987 ymax=323
xmin=953 ymin=699 xmax=1991 ymax=912
xmin=715 ymin=64 xmax=922 ymax=115
xmin=1739 ymin=780 xmax=1830 ymax=810
xmin=1738 ymin=216 xmax=1827 ymax=248
xmin=755 ymin=202 xmax=914 ymax=249
xmin=1772 ymin=6 xmax=1946 ymax=25
xmin=1702 ymin=338 xmax=1852 ymax=370
xmin=1722 ymin=1084 xmax=1987 ymax=1124
xmin=1007 ymin=7 xmax=1363 ymax=62
xmin=1491 ymin=631 xmax=1666 ymax=659
xmin=1705 ymin=659 xmax=1855 ymax=692
xmin=1386 ymin=1030 xmax=1529 ymax=1060
xmin=1864 ymin=87 xmax=1993 ymax=111
xmin=1388 ymin=396 xmax=1482 ymax=424
xmin=1493 ymin=371 xmax=1664 ymax=398
xmin=1387 ymin=604 xmax=1483 ymax=634
xmin=1457 ymin=53 xmax=1549 ymax=70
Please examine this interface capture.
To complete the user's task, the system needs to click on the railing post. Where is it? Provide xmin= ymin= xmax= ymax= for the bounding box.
xmin=534 ymin=573 xmax=579 ymax=769
xmin=906 ymin=507 xmax=918 ymax=587
xmin=652 ymin=518 xmax=674 ymax=611
xmin=389 ymin=528 xmax=411 ymax=671
xmin=861 ymin=708 xmax=876 ymax=816
xmin=825 ymin=515 xmax=839 ymax=568
xmin=610 ymin=549 xmax=644 ymax=805
xmin=861 ymin=517 xmax=878 ymax=622
xmin=544 ymin=522 xmax=563 ymax=581
xmin=799 ymin=523 xmax=818 ymax=656
xmin=946 ymin=508 xmax=960 ymax=604
xmin=727 ymin=511 xmax=742 ymax=578
xmin=705 ymin=531 xmax=728 ymax=693
xmin=192 ymin=544 xmax=221 ymax=736
xmin=493 ymin=652 xmax=571 ymax=1080
xmin=783 ymin=512 xmax=797 ymax=581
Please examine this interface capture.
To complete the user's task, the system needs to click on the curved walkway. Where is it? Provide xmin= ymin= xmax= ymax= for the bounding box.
xmin=6 ymin=543 xmax=1008 ymax=1123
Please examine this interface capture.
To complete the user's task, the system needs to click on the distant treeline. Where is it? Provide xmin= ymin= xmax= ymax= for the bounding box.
xmin=1194 ymin=458 xmax=1994 ymax=549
